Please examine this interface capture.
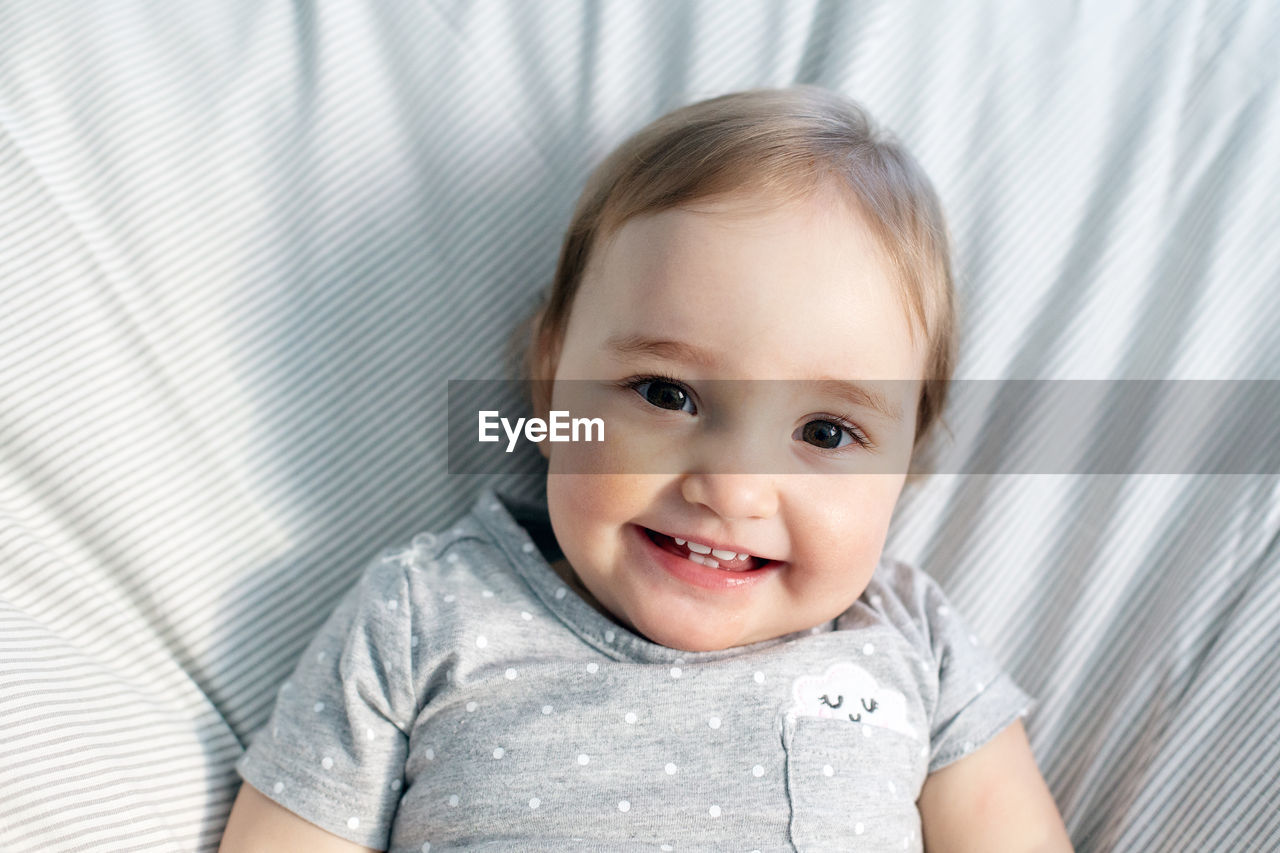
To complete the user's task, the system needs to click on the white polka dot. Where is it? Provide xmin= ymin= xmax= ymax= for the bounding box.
xmin=753 ymin=671 xmax=765 ymax=684
xmin=976 ymin=681 xmax=985 ymax=692
xmin=281 ymin=681 xmax=291 ymax=692
xmin=665 ymin=763 xmax=678 ymax=775
xmin=317 ymin=651 xmax=326 ymax=662
xmin=444 ymin=594 xmax=456 ymax=603
xmin=506 ymin=668 xmax=518 ymax=680
xmin=587 ymin=662 xmax=599 ymax=674
xmin=347 ymin=816 xmax=359 ymax=830
xmin=822 ymin=764 xmax=834 ymax=777
xmin=411 ymin=635 xmax=419 ymax=648
xmin=708 ymin=716 xmax=721 ymax=729
xmin=529 ymin=797 xmax=540 ymax=809
xmin=448 ymin=794 xmax=459 ymax=807
xmin=920 ymin=745 xmax=929 ymax=758
xmin=871 ymin=594 xmax=883 ymax=608
xmin=708 ymin=805 xmax=721 ymax=817
xmin=273 ymin=781 xmax=284 ymax=794
xmin=903 ymin=837 xmax=910 ymax=848
xmin=625 ymin=712 xmax=637 ymax=724
xmin=313 ymin=701 xmax=325 ymax=713
xmin=476 ymin=635 xmax=488 ymax=648
xmin=863 ymin=642 xmax=874 ymax=655
xmin=969 ymin=634 xmax=979 ymax=646
xmin=466 ymin=701 xmax=478 ymax=712
xmin=482 ymin=590 xmax=494 ymax=598
xmin=855 ymin=822 xmax=865 ymax=834
xmin=321 ymin=756 xmax=334 ymax=770
xmin=889 ymin=781 xmax=897 ymax=795
xmin=661 ymin=846 xmax=673 ymax=852
xmin=522 ymin=543 xmax=535 ymax=553
xmin=618 ymin=800 xmax=630 ymax=812
xmin=577 ymin=754 xmax=590 ymax=765
xmin=521 ymin=611 xmax=533 ymax=621
xmin=421 ymin=843 xmax=431 ymax=853
xmin=554 ymin=587 xmax=567 ymax=600
xmin=604 ymin=630 xmax=616 ymax=642
xmin=447 ymin=553 xmax=459 ymax=563
xmin=862 ymin=725 xmax=873 ymax=737
xmin=493 ymin=747 xmax=505 ymax=759
xmin=752 ymin=765 xmax=764 ymax=777
xmin=542 ymin=705 xmax=553 ymax=715
xmin=670 ymin=667 xmax=682 ymax=679
xmin=387 ymin=599 xmax=398 ymax=610
xmin=391 ymin=778 xmax=402 ymax=791
xmin=365 ymin=727 xmax=375 ymax=740
xmin=937 ymin=605 xmax=950 ymax=617
xmin=964 ymin=740 xmax=975 ymax=752
xmin=426 ymin=747 xmax=435 ymax=760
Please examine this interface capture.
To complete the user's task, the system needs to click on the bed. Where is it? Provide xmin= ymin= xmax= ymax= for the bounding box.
xmin=1 ymin=1 xmax=1277 ymax=850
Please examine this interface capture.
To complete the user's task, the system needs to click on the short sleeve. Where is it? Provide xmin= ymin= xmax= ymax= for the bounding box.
xmin=235 ymin=552 xmax=417 ymax=849
xmin=919 ymin=576 xmax=1036 ymax=773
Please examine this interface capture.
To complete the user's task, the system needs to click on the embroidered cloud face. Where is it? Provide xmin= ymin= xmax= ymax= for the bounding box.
xmin=789 ymin=661 xmax=918 ymax=739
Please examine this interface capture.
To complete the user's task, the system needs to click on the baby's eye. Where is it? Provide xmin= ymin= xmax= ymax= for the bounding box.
xmin=630 ymin=378 xmax=696 ymax=413
xmin=795 ymin=418 xmax=869 ymax=450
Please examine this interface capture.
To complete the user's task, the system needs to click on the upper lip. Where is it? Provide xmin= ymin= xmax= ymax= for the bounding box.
xmin=641 ymin=525 xmax=779 ymax=562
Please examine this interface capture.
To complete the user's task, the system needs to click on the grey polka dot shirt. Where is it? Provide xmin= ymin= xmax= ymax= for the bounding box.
xmin=235 ymin=488 xmax=1032 ymax=851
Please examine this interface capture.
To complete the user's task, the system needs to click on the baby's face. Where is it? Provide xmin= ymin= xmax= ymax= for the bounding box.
xmin=540 ymin=182 xmax=925 ymax=652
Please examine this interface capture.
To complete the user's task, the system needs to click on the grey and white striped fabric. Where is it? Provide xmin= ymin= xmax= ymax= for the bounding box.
xmin=2 ymin=1 xmax=1277 ymax=851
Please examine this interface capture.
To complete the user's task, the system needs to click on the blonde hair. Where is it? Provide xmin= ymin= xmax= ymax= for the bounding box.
xmin=521 ymin=85 xmax=957 ymax=447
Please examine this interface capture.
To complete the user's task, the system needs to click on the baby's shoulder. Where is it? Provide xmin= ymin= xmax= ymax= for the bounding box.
xmin=833 ymin=555 xmax=980 ymax=667
xmin=373 ymin=511 xmax=508 ymax=577
xmin=840 ymin=556 xmax=944 ymax=627
xmin=360 ymin=509 xmax=541 ymax=625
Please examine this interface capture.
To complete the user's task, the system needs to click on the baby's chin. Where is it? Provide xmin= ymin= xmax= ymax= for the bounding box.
xmin=624 ymin=610 xmax=787 ymax=653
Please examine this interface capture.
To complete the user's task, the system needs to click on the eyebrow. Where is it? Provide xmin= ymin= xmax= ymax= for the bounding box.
xmin=606 ymin=333 xmax=719 ymax=368
xmin=604 ymin=333 xmax=905 ymax=423
xmin=813 ymin=378 xmax=904 ymax=424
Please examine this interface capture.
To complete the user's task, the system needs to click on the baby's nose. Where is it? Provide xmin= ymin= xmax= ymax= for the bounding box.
xmin=679 ymin=471 xmax=778 ymax=520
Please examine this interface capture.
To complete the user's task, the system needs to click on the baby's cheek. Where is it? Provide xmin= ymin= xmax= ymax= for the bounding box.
xmin=546 ymin=414 xmax=685 ymax=476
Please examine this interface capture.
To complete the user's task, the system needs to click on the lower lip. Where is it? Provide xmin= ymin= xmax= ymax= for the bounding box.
xmin=631 ymin=524 xmax=782 ymax=592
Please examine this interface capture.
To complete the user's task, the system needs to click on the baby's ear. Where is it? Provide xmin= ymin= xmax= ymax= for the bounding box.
xmin=526 ymin=310 xmax=558 ymax=424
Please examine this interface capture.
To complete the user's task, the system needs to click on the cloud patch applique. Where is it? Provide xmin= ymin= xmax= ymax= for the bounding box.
xmin=788 ymin=661 xmax=918 ymax=739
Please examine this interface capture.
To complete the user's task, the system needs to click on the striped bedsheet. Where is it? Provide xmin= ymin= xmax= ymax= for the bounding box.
xmin=1 ymin=1 xmax=1277 ymax=850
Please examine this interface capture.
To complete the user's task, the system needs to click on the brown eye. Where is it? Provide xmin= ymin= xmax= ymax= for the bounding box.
xmin=635 ymin=379 xmax=694 ymax=413
xmin=801 ymin=420 xmax=845 ymax=449
xmin=794 ymin=418 xmax=869 ymax=451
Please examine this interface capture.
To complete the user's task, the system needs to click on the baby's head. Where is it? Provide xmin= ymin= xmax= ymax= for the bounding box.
xmin=522 ymin=86 xmax=956 ymax=652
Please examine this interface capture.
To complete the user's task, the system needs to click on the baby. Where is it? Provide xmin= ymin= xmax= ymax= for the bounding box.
xmin=221 ymin=86 xmax=1072 ymax=852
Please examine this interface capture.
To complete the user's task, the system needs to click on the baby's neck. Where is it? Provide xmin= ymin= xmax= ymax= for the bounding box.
xmin=549 ymin=557 xmax=629 ymax=631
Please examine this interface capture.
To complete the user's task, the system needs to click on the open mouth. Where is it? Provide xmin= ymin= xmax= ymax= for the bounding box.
xmin=643 ymin=527 xmax=767 ymax=572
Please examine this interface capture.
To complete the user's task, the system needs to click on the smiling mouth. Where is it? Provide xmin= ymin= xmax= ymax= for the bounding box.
xmin=643 ymin=528 xmax=765 ymax=572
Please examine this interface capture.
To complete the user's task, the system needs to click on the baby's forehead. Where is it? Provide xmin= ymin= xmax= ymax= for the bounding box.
xmin=571 ymin=215 xmax=924 ymax=383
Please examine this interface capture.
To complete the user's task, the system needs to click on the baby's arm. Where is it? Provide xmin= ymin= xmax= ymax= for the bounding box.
xmin=917 ymin=719 xmax=1073 ymax=852
xmin=219 ymin=781 xmax=380 ymax=853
